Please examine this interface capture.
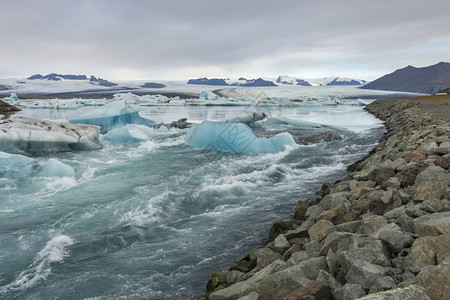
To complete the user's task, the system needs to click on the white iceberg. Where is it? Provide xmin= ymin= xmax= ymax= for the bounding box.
xmin=37 ymin=158 xmax=75 ymax=177
xmin=184 ymin=121 xmax=296 ymax=154
xmin=104 ymin=124 xmax=169 ymax=143
xmin=70 ymin=100 xmax=154 ymax=133
xmin=0 ymin=116 xmax=102 ymax=153
xmin=0 ymin=151 xmax=33 ymax=177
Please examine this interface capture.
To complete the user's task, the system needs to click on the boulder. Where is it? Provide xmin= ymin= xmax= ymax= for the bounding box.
xmin=357 ymin=285 xmax=430 ymax=300
xmin=274 ymin=234 xmax=290 ymax=252
xmin=435 ymin=155 xmax=450 ymax=170
xmin=207 ymin=270 xmax=229 ymax=293
xmin=368 ymin=276 xmax=397 ymax=294
xmin=281 ymin=281 xmax=335 ymax=300
xmin=404 ymin=149 xmax=427 ymax=162
xmin=237 ymin=292 xmax=259 ymax=300
xmin=304 ymin=240 xmax=322 ymax=258
xmin=411 ymin=261 xmax=450 ymax=300
xmin=345 ymin=260 xmax=389 ymax=290
xmin=413 ymin=211 xmax=450 ymax=237
xmin=209 ymin=260 xmax=286 ymax=300
xmin=436 ymin=141 xmax=450 ymax=154
xmin=404 ymin=234 xmax=450 ymax=270
xmin=308 ymin=220 xmax=334 ymax=241
xmin=335 ymin=283 xmax=366 ymax=300
xmin=318 ymin=204 xmax=347 ymax=224
xmin=371 ymin=223 xmax=413 ymax=253
xmin=319 ymin=192 xmax=348 ymax=210
xmin=396 ymin=168 xmax=419 ymax=188
xmin=372 ymin=168 xmax=396 ymax=186
xmin=293 ymin=201 xmax=309 ymax=220
xmin=415 ymin=165 xmax=446 ymax=183
xmin=269 ymin=220 xmax=299 ymax=241
xmin=412 ymin=178 xmax=448 ymax=202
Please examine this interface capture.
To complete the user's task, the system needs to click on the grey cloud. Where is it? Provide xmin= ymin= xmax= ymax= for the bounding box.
xmin=0 ymin=0 xmax=449 ymax=79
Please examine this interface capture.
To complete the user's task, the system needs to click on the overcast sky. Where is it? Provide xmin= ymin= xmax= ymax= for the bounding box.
xmin=1 ymin=0 xmax=449 ymax=80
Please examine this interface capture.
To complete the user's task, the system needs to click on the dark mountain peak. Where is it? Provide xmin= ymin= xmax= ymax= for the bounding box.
xmin=361 ymin=62 xmax=450 ymax=94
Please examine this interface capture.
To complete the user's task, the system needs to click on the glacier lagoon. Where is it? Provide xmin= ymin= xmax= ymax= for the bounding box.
xmin=0 ymin=90 xmax=385 ymax=299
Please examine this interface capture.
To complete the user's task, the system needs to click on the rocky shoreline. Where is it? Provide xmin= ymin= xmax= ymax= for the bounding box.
xmin=201 ymin=98 xmax=450 ymax=300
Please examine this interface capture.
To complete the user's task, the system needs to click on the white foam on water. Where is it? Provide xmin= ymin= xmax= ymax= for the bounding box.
xmin=0 ymin=235 xmax=74 ymax=295
xmin=120 ymin=192 xmax=170 ymax=227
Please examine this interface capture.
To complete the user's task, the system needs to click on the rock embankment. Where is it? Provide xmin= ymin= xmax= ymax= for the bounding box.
xmin=202 ymin=99 xmax=450 ymax=300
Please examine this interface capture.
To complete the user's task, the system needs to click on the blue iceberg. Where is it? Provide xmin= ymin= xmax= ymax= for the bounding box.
xmin=0 ymin=151 xmax=33 ymax=178
xmin=200 ymin=90 xmax=218 ymax=101
xmin=184 ymin=121 xmax=296 ymax=154
xmin=104 ymin=124 xmax=169 ymax=143
xmin=37 ymin=158 xmax=75 ymax=177
xmin=70 ymin=100 xmax=153 ymax=133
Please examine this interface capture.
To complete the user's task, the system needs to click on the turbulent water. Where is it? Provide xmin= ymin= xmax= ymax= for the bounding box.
xmin=0 ymin=94 xmax=384 ymax=299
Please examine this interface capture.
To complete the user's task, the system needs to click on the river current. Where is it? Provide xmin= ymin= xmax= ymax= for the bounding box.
xmin=0 ymin=90 xmax=385 ymax=299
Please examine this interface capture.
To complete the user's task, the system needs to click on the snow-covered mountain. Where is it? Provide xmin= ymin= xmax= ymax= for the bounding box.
xmin=277 ymin=76 xmax=366 ymax=87
xmin=186 ymin=76 xmax=367 ymax=87
xmin=28 ymin=73 xmax=118 ymax=87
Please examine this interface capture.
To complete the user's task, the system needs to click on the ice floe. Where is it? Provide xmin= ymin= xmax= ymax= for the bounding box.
xmin=0 ymin=116 xmax=102 ymax=153
xmin=184 ymin=121 xmax=296 ymax=154
xmin=104 ymin=124 xmax=169 ymax=143
xmin=70 ymin=100 xmax=153 ymax=133
xmin=36 ymin=158 xmax=75 ymax=177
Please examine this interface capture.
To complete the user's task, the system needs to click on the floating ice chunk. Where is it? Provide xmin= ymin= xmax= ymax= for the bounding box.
xmin=0 ymin=116 xmax=102 ymax=153
xmin=70 ymin=100 xmax=153 ymax=133
xmin=225 ymin=112 xmax=267 ymax=125
xmin=185 ymin=121 xmax=296 ymax=154
xmin=1 ymin=93 xmax=19 ymax=103
xmin=0 ymin=151 xmax=33 ymax=178
xmin=37 ymin=158 xmax=75 ymax=177
xmin=104 ymin=124 xmax=169 ymax=143
xmin=200 ymin=90 xmax=218 ymax=101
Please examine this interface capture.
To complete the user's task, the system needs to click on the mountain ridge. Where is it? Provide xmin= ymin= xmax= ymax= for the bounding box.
xmin=361 ymin=62 xmax=450 ymax=94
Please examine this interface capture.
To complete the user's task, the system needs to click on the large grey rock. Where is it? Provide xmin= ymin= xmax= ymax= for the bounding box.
xmin=413 ymin=178 xmax=448 ymax=202
xmin=316 ymin=269 xmax=341 ymax=291
xmin=304 ymin=240 xmax=322 ymax=258
xmin=320 ymin=192 xmax=349 ymax=210
xmin=237 ymin=291 xmax=259 ymax=300
xmin=336 ymin=237 xmax=391 ymax=277
xmin=308 ymin=219 xmax=334 ymax=241
xmin=345 ymin=260 xmax=389 ymax=290
xmin=209 ymin=260 xmax=286 ymax=300
xmin=412 ymin=261 xmax=450 ymax=300
xmin=305 ymin=205 xmax=325 ymax=221
xmin=273 ymin=234 xmax=290 ymax=252
xmin=371 ymin=223 xmax=413 ymax=253
xmin=368 ymin=276 xmax=397 ymax=294
xmin=286 ymin=251 xmax=310 ymax=266
xmin=247 ymin=265 xmax=314 ymax=299
xmin=357 ymin=285 xmax=431 ymax=299
xmin=404 ymin=234 xmax=450 ymax=270
xmin=414 ymin=211 xmax=450 ymax=237
xmin=335 ymin=283 xmax=366 ymax=300
xmin=436 ymin=141 xmax=450 ymax=154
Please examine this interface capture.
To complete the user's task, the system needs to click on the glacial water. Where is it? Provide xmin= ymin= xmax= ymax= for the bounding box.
xmin=0 ymin=97 xmax=384 ymax=299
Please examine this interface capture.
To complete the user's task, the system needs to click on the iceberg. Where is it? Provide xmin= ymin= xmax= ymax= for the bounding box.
xmin=184 ymin=121 xmax=296 ymax=154
xmin=0 ymin=151 xmax=33 ymax=178
xmin=225 ymin=112 xmax=267 ymax=125
xmin=0 ymin=116 xmax=102 ymax=154
xmin=200 ymin=90 xmax=218 ymax=101
xmin=70 ymin=100 xmax=154 ymax=133
xmin=104 ymin=124 xmax=169 ymax=143
xmin=37 ymin=158 xmax=75 ymax=177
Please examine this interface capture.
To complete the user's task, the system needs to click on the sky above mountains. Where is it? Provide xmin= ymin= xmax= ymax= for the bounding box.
xmin=1 ymin=0 xmax=449 ymax=80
